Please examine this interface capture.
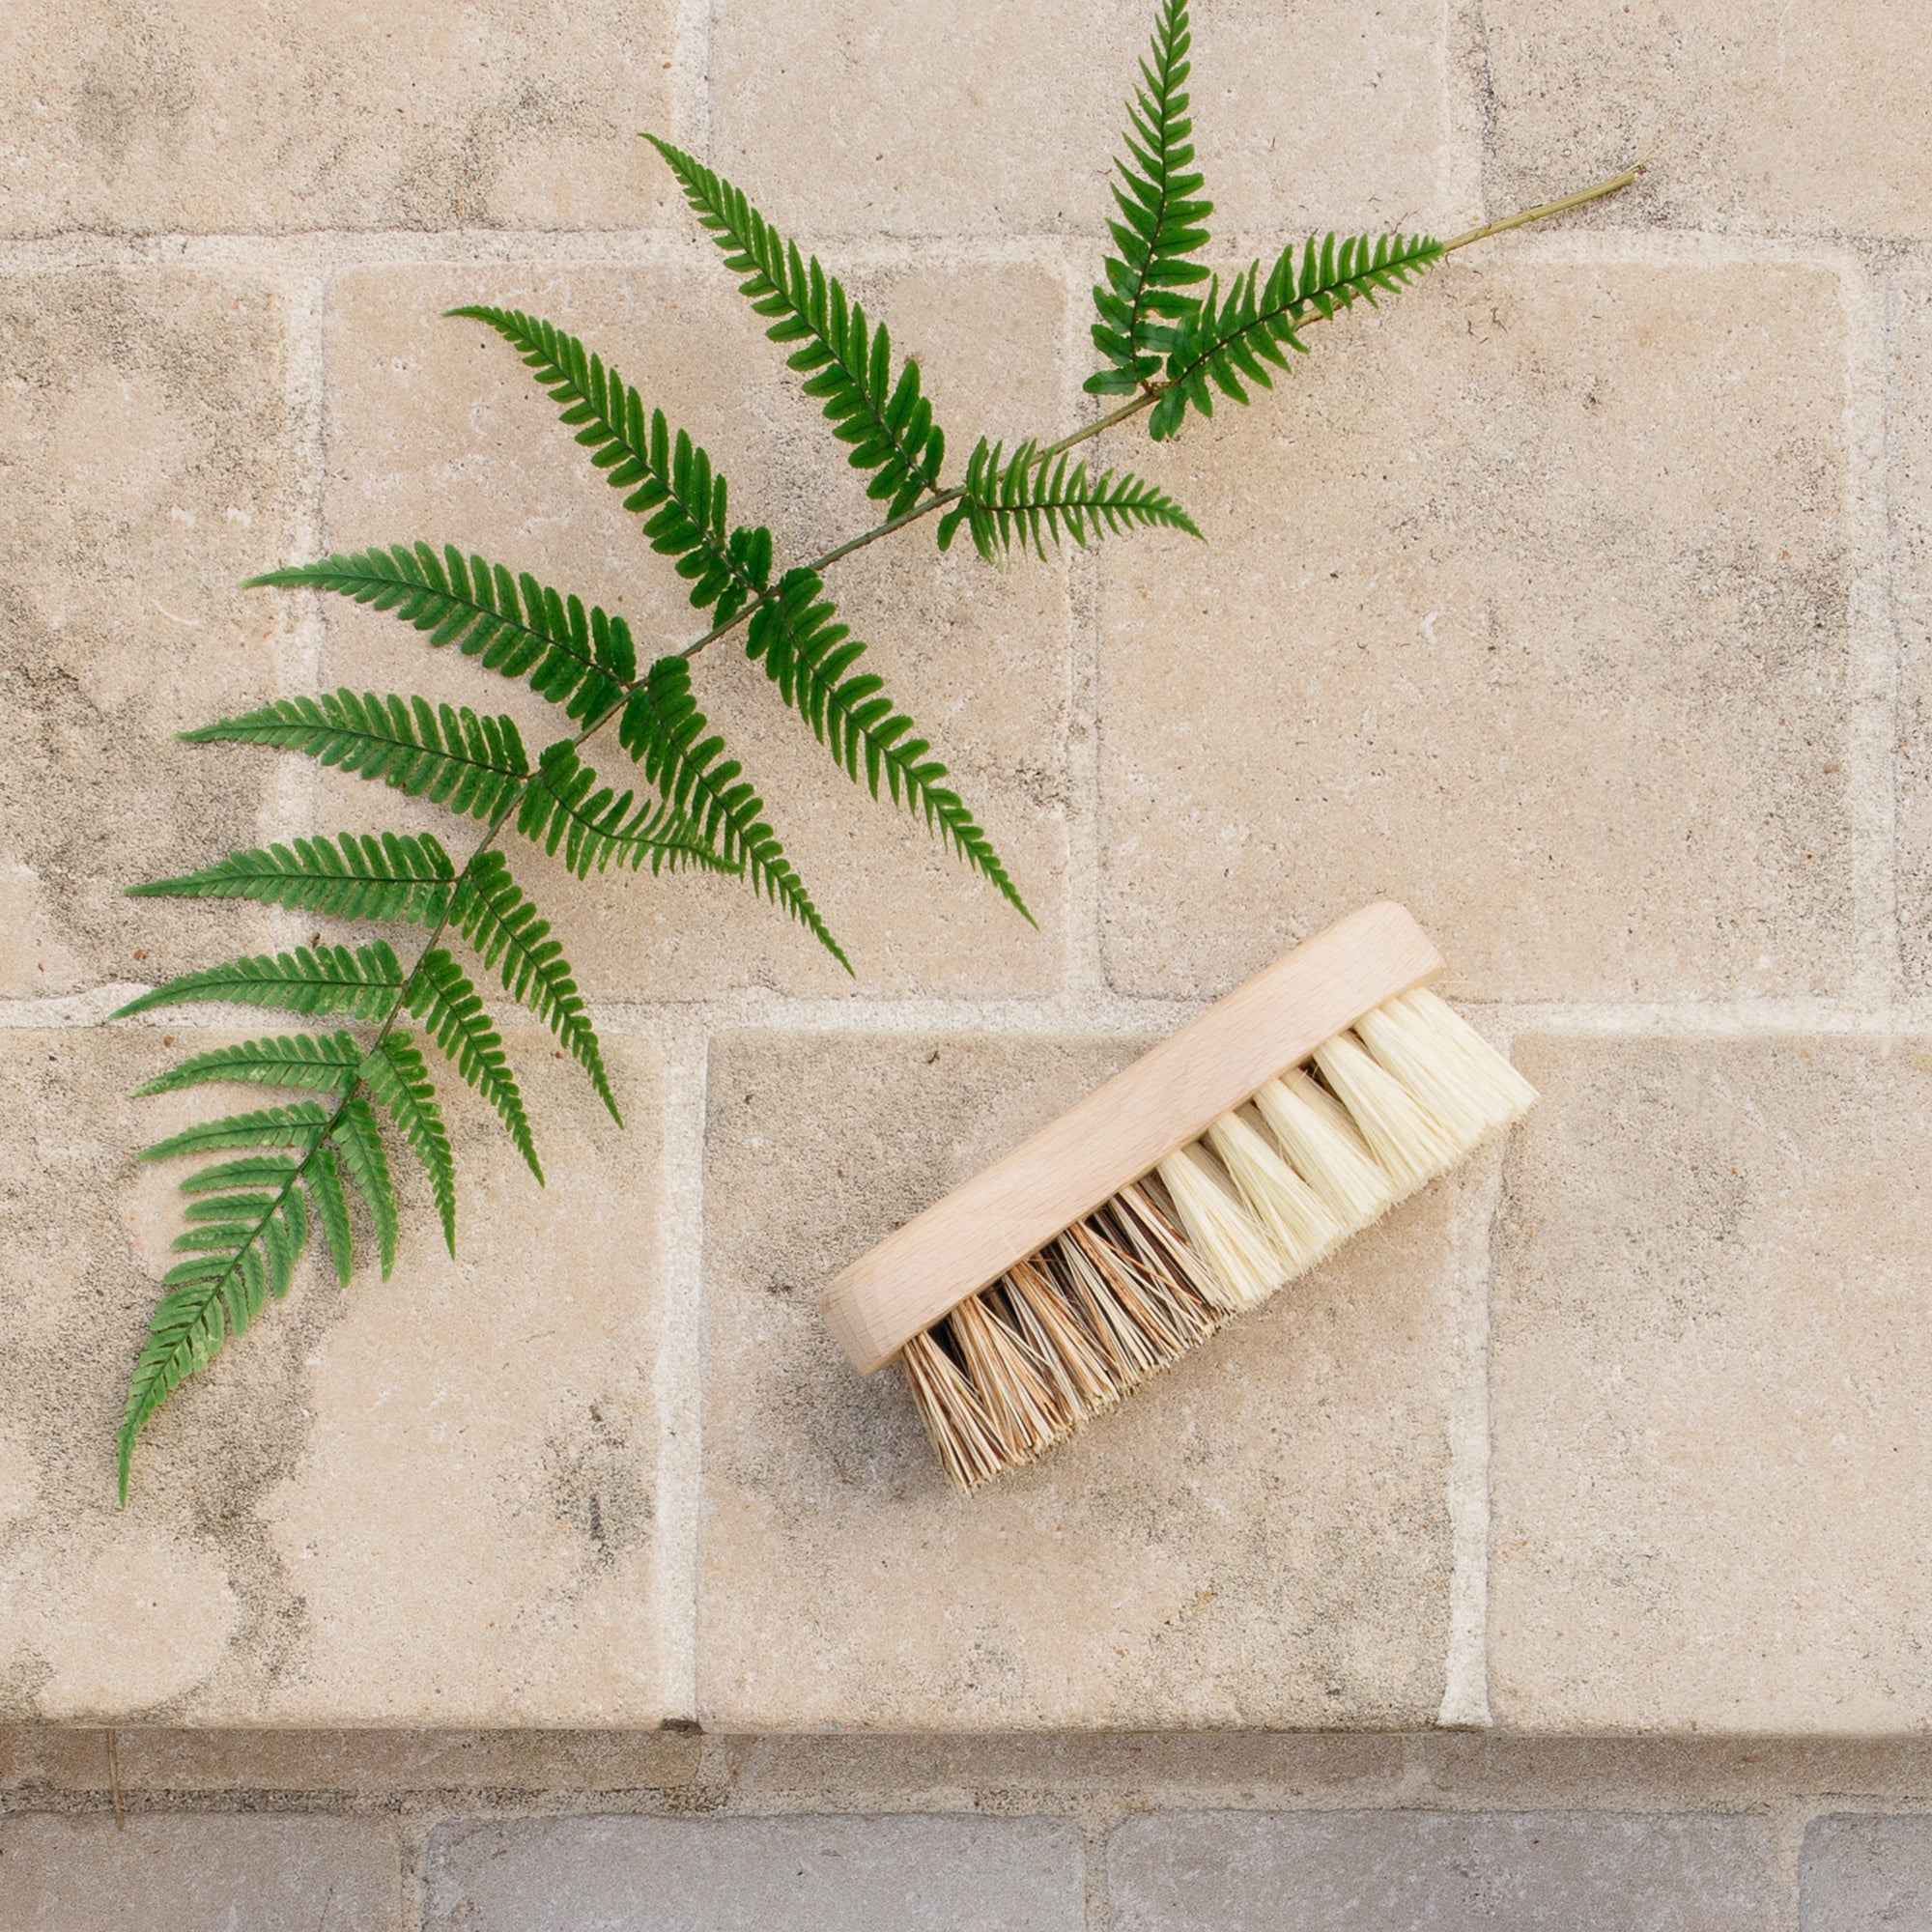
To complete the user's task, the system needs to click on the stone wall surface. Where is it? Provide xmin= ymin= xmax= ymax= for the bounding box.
xmin=0 ymin=0 xmax=1927 ymax=1860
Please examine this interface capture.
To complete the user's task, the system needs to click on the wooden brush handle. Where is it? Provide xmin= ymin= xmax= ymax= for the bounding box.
xmin=821 ymin=899 xmax=1446 ymax=1374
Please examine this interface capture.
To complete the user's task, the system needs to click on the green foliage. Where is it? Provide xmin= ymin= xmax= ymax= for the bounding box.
xmin=250 ymin=546 xmax=634 ymax=725
xmin=130 ymin=833 xmax=456 ymax=924
xmin=330 ymin=1096 xmax=399 ymax=1279
xmin=941 ymin=439 xmax=1201 ymax=560
xmin=647 ymin=137 xmax=947 ymax=517
xmin=360 ymin=1035 xmax=457 ymax=1255
xmin=1149 ymin=230 xmax=1444 ymax=440
xmin=405 ymin=948 xmax=540 ymax=1183
xmin=114 ymin=941 xmax=406 ymax=1021
xmin=1088 ymin=0 xmax=1212 ymax=394
xmin=136 ymin=1031 xmax=366 ymax=1097
xmin=520 ymin=743 xmax=739 ymax=880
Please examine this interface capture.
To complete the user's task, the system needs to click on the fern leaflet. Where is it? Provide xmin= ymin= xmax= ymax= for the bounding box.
xmin=1089 ymin=0 xmax=1213 ymax=394
xmin=450 ymin=305 xmax=773 ymax=624
xmin=306 ymin=1144 xmax=355 ymax=1287
xmin=360 ymin=1034 xmax=457 ymax=1255
xmin=521 ymin=741 xmax=742 ymax=880
xmin=745 ymin=571 xmax=1033 ymax=923
xmin=647 ymin=137 xmax=948 ymax=517
xmin=618 ymin=654 xmax=848 ymax=970
xmin=115 ymin=941 xmax=405 ymax=1021
xmin=140 ymin=1104 xmax=334 ymax=1165
xmin=130 ymin=831 xmax=456 ymax=925
xmin=137 ymin=1031 xmax=366 ymax=1098
xmin=939 ymin=439 xmax=1202 ymax=560
xmin=1150 ymin=230 xmax=1444 ymax=440
xmin=249 ymin=546 xmax=635 ymax=725
xmin=330 ymin=1095 xmax=399 ymax=1279
xmin=405 ymin=948 xmax=541 ymax=1183
xmin=185 ymin=690 xmax=528 ymax=824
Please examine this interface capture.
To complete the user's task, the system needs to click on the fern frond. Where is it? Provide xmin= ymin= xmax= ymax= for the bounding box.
xmin=449 ymin=305 xmax=773 ymax=625
xmin=114 ymin=942 xmax=405 ymax=1021
xmin=520 ymin=741 xmax=742 ymax=880
xmin=405 ymin=948 xmax=541 ymax=1183
xmin=140 ymin=1103 xmax=334 ymax=1164
xmin=184 ymin=691 xmax=528 ymax=825
xmin=329 ymin=1095 xmax=398 ymax=1279
xmin=136 ymin=1031 xmax=366 ymax=1098
xmin=130 ymin=831 xmax=456 ymax=925
xmin=306 ymin=1144 xmax=355 ymax=1286
xmin=645 ymin=137 xmax=948 ymax=518
xmin=938 ymin=438 xmax=1202 ymax=560
xmin=448 ymin=851 xmax=617 ymax=1124
xmin=248 ymin=546 xmax=636 ymax=726
xmin=618 ymin=655 xmax=848 ymax=971
xmin=744 ymin=571 xmax=1033 ymax=923
xmin=1088 ymin=0 xmax=1212 ymax=395
xmin=1149 ymin=230 xmax=1444 ymax=440
xmin=359 ymin=1034 xmax=456 ymax=1255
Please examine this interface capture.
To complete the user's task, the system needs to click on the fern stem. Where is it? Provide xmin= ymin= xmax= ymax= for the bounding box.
xmin=1441 ymin=165 xmax=1644 ymax=254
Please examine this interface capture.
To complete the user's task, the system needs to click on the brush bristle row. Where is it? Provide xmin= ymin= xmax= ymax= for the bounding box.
xmin=900 ymin=990 xmax=1535 ymax=1490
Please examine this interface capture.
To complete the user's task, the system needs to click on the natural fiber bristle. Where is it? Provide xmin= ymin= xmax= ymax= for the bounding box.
xmin=898 ymin=986 xmax=1536 ymax=1491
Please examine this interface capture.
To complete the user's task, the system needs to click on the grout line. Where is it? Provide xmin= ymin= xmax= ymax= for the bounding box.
xmin=1439 ymin=0 xmax=1489 ymax=235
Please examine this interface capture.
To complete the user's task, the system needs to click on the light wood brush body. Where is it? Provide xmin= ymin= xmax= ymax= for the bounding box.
xmin=821 ymin=902 xmax=1536 ymax=1490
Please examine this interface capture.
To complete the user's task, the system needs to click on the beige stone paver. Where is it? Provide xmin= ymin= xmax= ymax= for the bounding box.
xmin=699 ymin=1029 xmax=1478 ymax=1729
xmin=0 ymin=0 xmax=677 ymax=236
xmin=0 ymin=1025 xmax=666 ymax=1723
xmin=1483 ymin=0 xmax=1932 ymax=242
xmin=1889 ymin=274 xmax=1932 ymax=986
xmin=319 ymin=262 xmax=1074 ymax=999
xmin=0 ymin=270 xmax=293 ymax=997
xmin=1096 ymin=258 xmax=1852 ymax=1002
xmin=709 ymin=0 xmax=1451 ymax=240
xmin=1491 ymin=1037 xmax=1932 ymax=1732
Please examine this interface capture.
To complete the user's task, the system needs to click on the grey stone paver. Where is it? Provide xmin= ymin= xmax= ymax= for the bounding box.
xmin=1802 ymin=1814 xmax=1932 ymax=1929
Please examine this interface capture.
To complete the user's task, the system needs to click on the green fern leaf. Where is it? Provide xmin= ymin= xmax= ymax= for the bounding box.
xmin=129 ymin=831 xmax=457 ymax=924
xmin=617 ymin=655 xmax=849 ymax=971
xmin=139 ymin=1103 xmax=335 ymax=1164
xmin=184 ymin=690 xmax=528 ymax=825
xmin=136 ymin=1031 xmax=365 ymax=1098
xmin=938 ymin=438 xmax=1202 ymax=560
xmin=305 ymin=1144 xmax=355 ymax=1287
xmin=330 ymin=1094 xmax=398 ymax=1279
xmin=180 ymin=1154 xmax=304 ymax=1193
xmin=1088 ymin=0 xmax=1212 ymax=395
xmin=359 ymin=1034 xmax=456 ymax=1255
xmin=113 ymin=941 xmax=405 ymax=1021
xmin=744 ymin=570 xmax=1033 ymax=923
xmin=449 ymin=305 xmax=773 ymax=626
xmin=1150 ymin=230 xmax=1444 ymax=440
xmin=405 ymin=948 xmax=542 ymax=1183
xmin=248 ymin=546 xmax=634 ymax=726
xmin=519 ymin=740 xmax=741 ymax=880
xmin=447 ymin=851 xmax=617 ymax=1124
xmin=646 ymin=137 xmax=948 ymax=518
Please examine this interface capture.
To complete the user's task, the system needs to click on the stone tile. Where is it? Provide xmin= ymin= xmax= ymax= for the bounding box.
xmin=0 ymin=1813 xmax=402 ymax=1931
xmin=0 ymin=0 xmax=676 ymax=235
xmin=1891 ymin=275 xmax=1932 ymax=986
xmin=1491 ymin=1037 xmax=1932 ymax=1732
xmin=1107 ymin=1809 xmax=1775 ymax=1931
xmin=425 ymin=1816 xmax=1083 ymax=1932
xmin=0 ymin=270 xmax=294 ymax=998
xmin=1095 ymin=258 xmax=1852 ymax=1002
xmin=709 ymin=0 xmax=1451 ymax=240
xmin=698 ymin=1029 xmax=1476 ymax=1729
xmin=0 ymin=1023 xmax=667 ymax=1723
xmin=1802 ymin=1815 xmax=1932 ymax=1929
xmin=318 ymin=261 xmax=1072 ymax=999
xmin=1483 ymin=0 xmax=1932 ymax=242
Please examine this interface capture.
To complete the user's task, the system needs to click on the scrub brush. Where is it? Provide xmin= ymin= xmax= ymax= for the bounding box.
xmin=819 ymin=901 xmax=1534 ymax=1490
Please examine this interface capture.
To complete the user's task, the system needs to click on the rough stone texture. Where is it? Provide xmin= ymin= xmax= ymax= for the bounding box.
xmin=699 ymin=1029 xmax=1479 ymax=1729
xmin=1097 ymin=257 xmax=1851 ymax=1002
xmin=0 ymin=1 xmax=677 ymax=236
xmin=1482 ymin=0 xmax=1932 ymax=241
xmin=318 ymin=261 xmax=1071 ymax=998
xmin=424 ymin=1816 xmax=1084 ymax=1932
xmin=0 ymin=1813 xmax=402 ymax=1931
xmin=1491 ymin=1037 xmax=1932 ymax=1733
xmin=0 ymin=1025 xmax=666 ymax=1723
xmin=0 ymin=270 xmax=293 ymax=998
xmin=710 ymin=0 xmax=1451 ymax=240
xmin=1801 ymin=1815 xmax=1932 ymax=1930
xmin=1108 ymin=1809 xmax=1776 ymax=1931
xmin=1893 ymin=273 xmax=1932 ymax=984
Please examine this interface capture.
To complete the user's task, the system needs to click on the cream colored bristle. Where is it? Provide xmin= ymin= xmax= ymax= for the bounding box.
xmin=1354 ymin=1001 xmax=1496 ymax=1145
xmin=1250 ymin=1069 xmax=1395 ymax=1226
xmin=1382 ymin=987 xmax=1538 ymax=1122
xmin=1154 ymin=1145 xmax=1283 ymax=1312
xmin=1311 ymin=1031 xmax=1462 ymax=1196
xmin=1205 ymin=1109 xmax=1344 ymax=1273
